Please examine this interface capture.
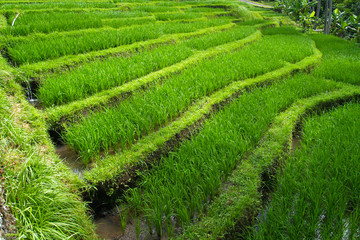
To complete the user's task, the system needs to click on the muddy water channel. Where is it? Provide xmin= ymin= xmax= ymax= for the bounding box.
xmin=54 ymin=145 xmax=158 ymax=239
xmin=55 ymin=145 xmax=86 ymax=177
xmin=95 ymin=209 xmax=155 ymax=240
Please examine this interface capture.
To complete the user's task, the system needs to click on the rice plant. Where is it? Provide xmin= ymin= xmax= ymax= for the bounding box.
xmin=182 ymin=25 xmax=255 ymax=50
xmin=154 ymin=12 xmax=202 ymax=21
xmin=0 ymin=2 xmax=116 ymax=11
xmin=252 ymin=102 xmax=360 ymax=239
xmin=64 ymin=34 xmax=315 ymax=164
xmin=8 ymin=18 xmax=230 ymax=65
xmin=125 ymin=73 xmax=339 ymax=236
xmin=103 ymin=16 xmax=156 ymax=28
xmin=38 ymin=44 xmax=194 ymax=107
xmin=311 ymin=34 xmax=360 ymax=85
xmin=5 ymin=11 xmax=103 ymax=36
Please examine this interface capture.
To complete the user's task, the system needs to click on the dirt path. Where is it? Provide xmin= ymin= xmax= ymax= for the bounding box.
xmin=238 ymin=0 xmax=273 ymax=9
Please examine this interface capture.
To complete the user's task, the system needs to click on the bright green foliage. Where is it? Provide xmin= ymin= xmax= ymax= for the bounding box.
xmin=0 ymin=2 xmax=116 ymax=10
xmin=131 ymin=5 xmax=180 ymax=12
xmin=5 ymin=11 xmax=103 ymax=36
xmin=182 ymin=25 xmax=256 ymax=50
xmin=0 ymin=86 xmax=96 ymax=239
xmin=253 ymin=102 xmax=360 ymax=239
xmin=103 ymin=16 xmax=156 ymax=28
xmin=311 ymin=34 xmax=360 ymax=85
xmin=37 ymin=45 xmax=194 ymax=107
xmin=64 ymin=34 xmax=314 ymax=164
xmin=154 ymin=12 xmax=202 ymax=21
xmin=8 ymin=19 xmax=230 ymax=65
xmin=125 ymin=74 xmax=338 ymax=236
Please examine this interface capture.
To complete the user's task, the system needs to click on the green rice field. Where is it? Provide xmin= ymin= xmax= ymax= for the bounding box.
xmin=0 ymin=0 xmax=359 ymax=239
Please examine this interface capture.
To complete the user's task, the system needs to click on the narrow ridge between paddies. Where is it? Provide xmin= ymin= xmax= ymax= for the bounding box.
xmin=7 ymin=18 xmax=231 ymax=65
xmin=250 ymin=96 xmax=360 ymax=239
xmin=63 ymin=33 xmax=312 ymax=164
xmin=177 ymin=81 xmax=360 ymax=239
xmin=44 ymin=29 xmax=261 ymax=128
xmin=81 ymin=37 xmax=322 ymax=207
xmin=38 ymin=26 xmax=257 ymax=108
xmin=120 ymin=72 xmax=344 ymax=238
xmin=18 ymin=23 xmax=236 ymax=78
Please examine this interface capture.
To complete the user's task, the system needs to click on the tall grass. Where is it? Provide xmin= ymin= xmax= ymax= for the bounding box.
xmin=311 ymin=34 xmax=360 ymax=85
xmin=125 ymin=74 xmax=339 ymax=236
xmin=64 ymin=34 xmax=315 ymax=164
xmin=38 ymin=44 xmax=194 ymax=107
xmin=252 ymin=102 xmax=360 ymax=239
xmin=8 ymin=18 xmax=230 ymax=65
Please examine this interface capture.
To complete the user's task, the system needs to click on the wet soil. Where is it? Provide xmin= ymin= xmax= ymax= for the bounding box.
xmin=55 ymin=145 xmax=85 ymax=176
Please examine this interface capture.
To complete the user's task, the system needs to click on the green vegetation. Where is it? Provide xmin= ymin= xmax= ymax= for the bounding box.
xmin=154 ymin=12 xmax=202 ymax=21
xmin=102 ymin=16 xmax=156 ymax=28
xmin=178 ymin=83 xmax=360 ymax=239
xmin=64 ymin=34 xmax=314 ymax=164
xmin=125 ymin=73 xmax=339 ymax=236
xmin=183 ymin=25 xmax=256 ymax=50
xmin=8 ymin=18 xmax=230 ymax=65
xmin=19 ymin=23 xmax=235 ymax=78
xmin=253 ymin=102 xmax=360 ymax=239
xmin=0 ymin=2 xmax=116 ymax=11
xmin=82 ymin=42 xmax=322 ymax=191
xmin=0 ymin=74 xmax=96 ymax=239
xmin=37 ymin=44 xmax=194 ymax=107
xmin=1 ymin=0 xmax=360 ymax=239
xmin=4 ymin=11 xmax=103 ymax=36
xmin=311 ymin=34 xmax=360 ymax=85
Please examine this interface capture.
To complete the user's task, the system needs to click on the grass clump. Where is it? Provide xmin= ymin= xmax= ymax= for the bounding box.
xmin=252 ymin=102 xmax=360 ymax=239
xmin=64 ymin=34 xmax=314 ymax=164
xmin=37 ymin=44 xmax=194 ymax=107
xmin=0 ymin=86 xmax=96 ymax=239
xmin=125 ymin=73 xmax=339 ymax=237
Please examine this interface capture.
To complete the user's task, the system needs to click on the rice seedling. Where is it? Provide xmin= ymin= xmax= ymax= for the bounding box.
xmin=252 ymin=102 xmax=360 ymax=239
xmin=5 ymin=11 xmax=103 ymax=36
xmin=185 ymin=7 xmax=228 ymax=13
xmin=102 ymin=16 xmax=156 ymax=28
xmin=37 ymin=44 xmax=194 ymax=107
xmin=64 ymin=34 xmax=315 ymax=164
xmin=0 ymin=2 xmax=116 ymax=11
xmin=311 ymin=34 xmax=360 ymax=85
xmin=7 ymin=18 xmax=230 ymax=65
xmin=182 ymin=25 xmax=255 ymax=50
xmin=154 ymin=12 xmax=202 ymax=21
xmin=124 ymin=73 xmax=339 ymax=236
xmin=19 ymin=23 xmax=235 ymax=80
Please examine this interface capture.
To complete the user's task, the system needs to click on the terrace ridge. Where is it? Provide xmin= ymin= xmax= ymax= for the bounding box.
xmin=79 ymin=41 xmax=322 ymax=206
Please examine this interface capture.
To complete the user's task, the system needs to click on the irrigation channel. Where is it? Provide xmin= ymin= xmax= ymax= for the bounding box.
xmin=2 ymin=0 xmax=360 ymax=239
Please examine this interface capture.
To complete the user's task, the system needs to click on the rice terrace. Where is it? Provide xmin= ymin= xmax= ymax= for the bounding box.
xmin=0 ymin=0 xmax=359 ymax=239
